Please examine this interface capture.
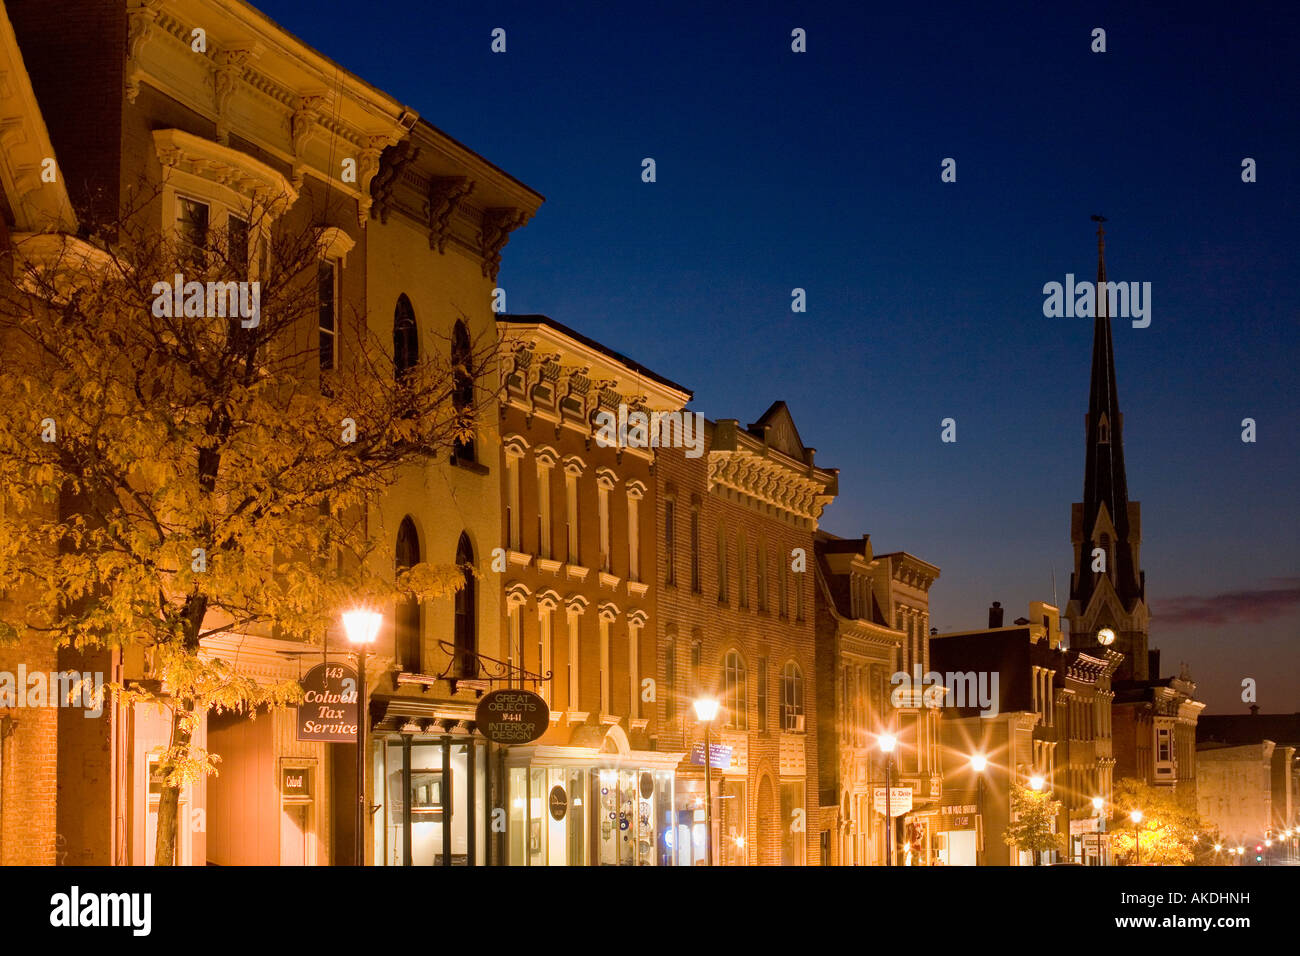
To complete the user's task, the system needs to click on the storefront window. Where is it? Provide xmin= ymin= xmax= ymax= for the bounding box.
xmin=720 ymin=779 xmax=747 ymax=866
xmin=380 ymin=737 xmax=487 ymax=866
xmin=671 ymin=777 xmax=708 ymax=866
xmin=779 ymin=779 xmax=804 ymax=865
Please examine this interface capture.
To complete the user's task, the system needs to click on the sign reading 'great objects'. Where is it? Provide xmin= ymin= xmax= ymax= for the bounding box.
xmin=474 ymin=689 xmax=549 ymax=744
xmin=296 ymin=662 xmax=359 ymax=742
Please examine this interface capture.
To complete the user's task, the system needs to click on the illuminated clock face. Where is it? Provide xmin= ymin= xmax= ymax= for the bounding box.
xmin=1097 ymin=627 xmax=1116 ymax=646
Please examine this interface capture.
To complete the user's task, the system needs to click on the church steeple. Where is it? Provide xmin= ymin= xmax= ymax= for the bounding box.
xmin=1067 ymin=217 xmax=1148 ymax=679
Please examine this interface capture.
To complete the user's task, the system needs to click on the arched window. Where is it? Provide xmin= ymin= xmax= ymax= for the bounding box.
xmin=723 ymin=649 xmax=747 ymax=730
xmin=451 ymin=320 xmax=476 ymax=461
xmin=395 ymin=517 xmax=421 ymax=673
xmin=393 ymin=294 xmax=418 ymax=380
xmin=781 ymin=662 xmax=804 ymax=732
xmin=454 ymin=532 xmax=476 ymax=678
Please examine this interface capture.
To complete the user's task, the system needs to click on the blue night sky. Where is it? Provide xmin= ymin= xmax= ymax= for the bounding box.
xmin=256 ymin=0 xmax=1299 ymax=712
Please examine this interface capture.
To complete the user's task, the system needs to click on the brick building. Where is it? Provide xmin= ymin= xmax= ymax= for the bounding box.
xmin=655 ymin=403 xmax=837 ymax=865
xmin=815 ymin=533 xmax=941 ymax=865
xmin=493 ymin=315 xmax=691 ymax=865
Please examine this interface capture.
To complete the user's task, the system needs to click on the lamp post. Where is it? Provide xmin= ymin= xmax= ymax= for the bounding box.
xmin=343 ymin=608 xmax=382 ymax=867
xmin=1129 ymin=809 xmax=1143 ymax=866
xmin=693 ymin=697 xmax=720 ymax=866
xmin=1092 ymin=796 xmax=1106 ymax=866
xmin=970 ymin=754 xmax=988 ymax=867
xmin=879 ymin=733 xmax=897 ymax=866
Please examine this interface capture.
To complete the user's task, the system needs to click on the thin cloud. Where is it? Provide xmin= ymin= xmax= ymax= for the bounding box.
xmin=1155 ymin=578 xmax=1300 ymax=628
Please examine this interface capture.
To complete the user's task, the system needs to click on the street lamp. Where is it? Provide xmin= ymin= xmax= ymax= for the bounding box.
xmin=1029 ymin=774 xmax=1045 ymax=792
xmin=1092 ymin=796 xmax=1107 ymax=866
xmin=693 ymin=696 xmax=720 ymax=867
xmin=1129 ymin=809 xmax=1144 ymax=866
xmin=970 ymin=754 xmax=988 ymax=866
xmin=343 ymin=608 xmax=382 ymax=867
xmin=879 ymin=733 xmax=897 ymax=867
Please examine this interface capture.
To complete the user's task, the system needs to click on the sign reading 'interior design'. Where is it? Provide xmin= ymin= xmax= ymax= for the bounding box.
xmin=474 ymin=689 xmax=549 ymax=744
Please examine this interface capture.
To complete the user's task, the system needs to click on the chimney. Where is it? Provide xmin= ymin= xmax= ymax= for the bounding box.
xmin=988 ymin=601 xmax=1003 ymax=629
xmin=1148 ymin=648 xmax=1161 ymax=678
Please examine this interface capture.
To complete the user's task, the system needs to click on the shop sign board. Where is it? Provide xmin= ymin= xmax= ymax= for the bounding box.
xmin=873 ymin=787 xmax=913 ymax=816
xmin=475 ymin=689 xmax=550 ymax=744
xmin=689 ymin=743 xmax=733 ymax=770
xmin=296 ymin=662 xmax=358 ymax=742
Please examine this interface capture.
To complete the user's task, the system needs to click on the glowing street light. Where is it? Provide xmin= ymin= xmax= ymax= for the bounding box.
xmin=879 ymin=733 xmax=898 ymax=866
xmin=1029 ymin=774 xmax=1045 ymax=792
xmin=693 ymin=697 xmax=720 ymax=866
xmin=1129 ymin=809 xmax=1145 ymax=866
xmin=970 ymin=754 xmax=988 ymax=866
xmin=343 ymin=608 xmax=382 ymax=867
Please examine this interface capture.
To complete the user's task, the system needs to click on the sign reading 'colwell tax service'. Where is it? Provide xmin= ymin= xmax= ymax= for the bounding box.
xmin=296 ymin=662 xmax=359 ymax=742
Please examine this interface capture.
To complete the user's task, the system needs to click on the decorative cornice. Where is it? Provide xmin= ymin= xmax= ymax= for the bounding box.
xmin=478 ymin=206 xmax=531 ymax=280
xmin=427 ymin=175 xmax=476 ymax=252
xmin=368 ymin=139 xmax=420 ymax=224
xmin=212 ymin=47 xmax=257 ymax=145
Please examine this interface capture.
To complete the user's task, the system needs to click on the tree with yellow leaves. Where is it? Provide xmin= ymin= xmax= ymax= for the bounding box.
xmin=0 ymin=193 xmax=492 ymax=865
xmin=1108 ymin=777 xmax=1202 ymax=865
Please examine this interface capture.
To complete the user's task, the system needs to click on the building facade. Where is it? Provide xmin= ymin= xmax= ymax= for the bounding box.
xmin=814 ymin=534 xmax=942 ymax=865
xmin=655 ymin=403 xmax=837 ymax=865
xmin=493 ymin=315 xmax=691 ymax=865
xmin=933 ymin=601 xmax=1119 ymax=865
xmin=5 ymin=0 xmax=538 ymax=866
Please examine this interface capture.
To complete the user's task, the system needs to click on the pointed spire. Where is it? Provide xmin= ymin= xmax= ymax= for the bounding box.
xmin=1073 ymin=216 xmax=1140 ymax=614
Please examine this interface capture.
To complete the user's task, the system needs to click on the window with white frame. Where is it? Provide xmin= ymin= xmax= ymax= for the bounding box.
xmin=781 ymin=662 xmax=804 ymax=732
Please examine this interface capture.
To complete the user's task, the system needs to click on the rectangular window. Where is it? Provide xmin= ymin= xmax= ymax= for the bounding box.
xmin=505 ymin=455 xmax=521 ymax=551
xmin=1157 ymin=726 xmax=1171 ymax=763
xmin=565 ymin=472 xmax=579 ymax=563
xmin=566 ymin=609 xmax=580 ymax=711
xmin=757 ymin=547 xmax=768 ymax=611
xmin=227 ymin=214 xmax=249 ymax=275
xmin=690 ymin=509 xmax=701 ymax=593
xmin=538 ymin=608 xmax=552 ymax=706
xmin=598 ymin=486 xmax=611 ymax=573
xmin=779 ymin=563 xmax=788 ymax=617
xmin=536 ymin=463 xmax=552 ymax=559
xmin=628 ymin=624 xmax=640 ymax=719
xmin=175 ymin=195 xmax=209 ymax=262
xmin=756 ymin=657 xmax=768 ymax=732
xmin=665 ymin=639 xmax=677 ymax=722
xmin=690 ymin=642 xmax=701 ymax=697
xmin=627 ymin=494 xmax=640 ymax=582
xmin=664 ymin=499 xmax=676 ymax=586
xmin=317 ymin=260 xmax=337 ymax=373
xmin=599 ymin=618 xmax=611 ymax=714
xmin=794 ymin=569 xmax=804 ymax=620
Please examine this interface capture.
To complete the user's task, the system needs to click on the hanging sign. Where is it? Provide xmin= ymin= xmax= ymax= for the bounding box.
xmin=296 ymin=662 xmax=358 ymax=742
xmin=475 ymin=689 xmax=549 ymax=744
xmin=549 ymin=785 xmax=568 ymax=821
xmin=873 ymin=787 xmax=914 ymax=816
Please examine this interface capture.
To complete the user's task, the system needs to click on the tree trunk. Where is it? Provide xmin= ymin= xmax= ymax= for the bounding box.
xmin=153 ymin=593 xmax=208 ymax=866
xmin=153 ymin=702 xmax=193 ymax=866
